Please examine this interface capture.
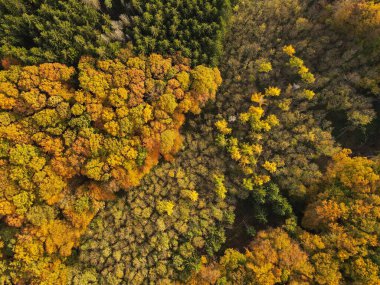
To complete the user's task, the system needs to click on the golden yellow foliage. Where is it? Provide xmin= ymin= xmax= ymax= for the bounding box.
xmin=283 ymin=45 xmax=296 ymax=56
xmin=215 ymin=119 xmax=232 ymax=135
xmin=301 ymin=150 xmax=380 ymax=284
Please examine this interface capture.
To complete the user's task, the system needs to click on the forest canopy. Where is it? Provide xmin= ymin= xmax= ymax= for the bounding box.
xmin=0 ymin=0 xmax=379 ymax=284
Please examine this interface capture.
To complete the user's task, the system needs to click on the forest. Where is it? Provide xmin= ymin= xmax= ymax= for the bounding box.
xmin=0 ymin=0 xmax=379 ymax=284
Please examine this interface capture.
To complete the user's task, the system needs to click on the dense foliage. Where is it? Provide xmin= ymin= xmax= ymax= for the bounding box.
xmin=82 ymin=0 xmax=232 ymax=66
xmin=216 ymin=45 xmax=337 ymax=200
xmin=0 ymin=0 xmax=122 ymax=66
xmin=191 ymin=149 xmax=380 ymax=285
xmin=129 ymin=0 xmax=231 ymax=66
xmin=0 ymin=51 xmax=221 ymax=283
xmin=0 ymin=0 xmax=379 ymax=284
xmin=74 ymin=125 xmax=235 ymax=283
xmin=190 ymin=228 xmax=315 ymax=284
xmin=300 ymin=149 xmax=380 ymax=284
xmin=223 ymin=0 xmax=379 ymax=147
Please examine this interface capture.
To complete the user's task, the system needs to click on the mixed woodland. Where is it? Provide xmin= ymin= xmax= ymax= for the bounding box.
xmin=0 ymin=0 xmax=379 ymax=284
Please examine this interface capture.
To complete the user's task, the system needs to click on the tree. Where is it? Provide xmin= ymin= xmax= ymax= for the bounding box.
xmin=219 ymin=0 xmax=380 ymax=151
xmin=75 ymin=147 xmax=235 ymax=283
xmin=84 ymin=0 xmax=233 ymax=66
xmin=190 ymin=228 xmax=314 ymax=285
xmin=214 ymin=46 xmax=336 ymax=238
xmin=300 ymin=149 xmax=380 ymax=285
xmin=0 ymin=50 xmax=222 ymax=283
xmin=0 ymin=0 xmax=121 ymax=66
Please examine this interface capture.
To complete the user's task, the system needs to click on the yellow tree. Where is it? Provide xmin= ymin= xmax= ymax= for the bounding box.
xmin=301 ymin=149 xmax=380 ymax=285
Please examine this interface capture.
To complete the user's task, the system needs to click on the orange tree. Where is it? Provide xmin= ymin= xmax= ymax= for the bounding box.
xmin=188 ymin=228 xmax=314 ymax=285
xmin=300 ymin=149 xmax=380 ymax=285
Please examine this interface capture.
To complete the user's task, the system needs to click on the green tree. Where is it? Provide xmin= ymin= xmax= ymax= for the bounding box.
xmin=85 ymin=0 xmax=233 ymax=66
xmin=0 ymin=0 xmax=121 ymax=66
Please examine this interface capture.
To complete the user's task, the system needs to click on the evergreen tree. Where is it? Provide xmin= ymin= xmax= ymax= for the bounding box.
xmin=0 ymin=0 xmax=121 ymax=66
